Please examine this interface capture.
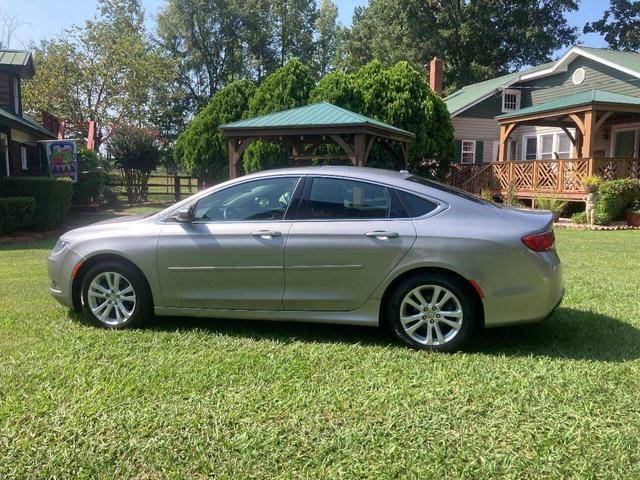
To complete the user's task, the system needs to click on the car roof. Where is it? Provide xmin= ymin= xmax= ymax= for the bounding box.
xmin=241 ymin=166 xmax=412 ymax=187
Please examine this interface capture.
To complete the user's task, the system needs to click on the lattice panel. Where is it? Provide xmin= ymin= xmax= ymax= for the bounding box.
xmin=596 ymin=160 xmax=620 ymax=180
xmin=535 ymin=162 xmax=557 ymax=190
xmin=493 ymin=163 xmax=510 ymax=190
xmin=625 ymin=160 xmax=640 ymax=179
xmin=513 ymin=162 xmax=533 ymax=190
xmin=562 ymin=160 xmax=588 ymax=191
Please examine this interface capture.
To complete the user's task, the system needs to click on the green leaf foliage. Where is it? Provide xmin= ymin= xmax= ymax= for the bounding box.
xmin=2 ymin=177 xmax=73 ymax=231
xmin=595 ymin=178 xmax=640 ymax=224
xmin=0 ymin=197 xmax=36 ymax=235
xmin=73 ymin=147 xmax=108 ymax=205
xmin=244 ymin=60 xmax=316 ymax=173
xmin=174 ymin=80 xmax=257 ymax=181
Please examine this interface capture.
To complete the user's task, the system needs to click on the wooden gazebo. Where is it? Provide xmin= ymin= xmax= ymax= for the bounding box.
xmin=219 ymin=102 xmax=415 ymax=178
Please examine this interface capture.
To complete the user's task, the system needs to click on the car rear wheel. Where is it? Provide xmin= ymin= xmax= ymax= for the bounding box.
xmin=81 ymin=261 xmax=152 ymax=329
xmin=387 ymin=273 xmax=477 ymax=352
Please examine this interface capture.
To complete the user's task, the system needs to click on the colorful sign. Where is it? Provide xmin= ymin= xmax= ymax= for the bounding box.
xmin=45 ymin=140 xmax=77 ymax=182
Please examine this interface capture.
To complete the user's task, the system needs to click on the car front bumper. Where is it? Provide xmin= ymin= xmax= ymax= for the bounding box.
xmin=47 ymin=247 xmax=84 ymax=309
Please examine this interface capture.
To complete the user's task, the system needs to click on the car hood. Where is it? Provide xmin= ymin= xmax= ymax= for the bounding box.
xmin=494 ymin=206 xmax=554 ymax=232
xmin=91 ymin=214 xmax=148 ymax=225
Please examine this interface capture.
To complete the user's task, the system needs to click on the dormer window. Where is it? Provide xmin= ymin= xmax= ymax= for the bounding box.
xmin=502 ymin=89 xmax=521 ymax=112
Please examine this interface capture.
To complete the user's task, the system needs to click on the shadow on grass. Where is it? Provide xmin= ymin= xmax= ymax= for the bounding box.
xmin=70 ymin=306 xmax=640 ymax=362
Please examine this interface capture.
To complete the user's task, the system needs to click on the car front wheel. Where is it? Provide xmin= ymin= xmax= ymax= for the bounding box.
xmin=81 ymin=261 xmax=152 ymax=329
xmin=388 ymin=273 xmax=478 ymax=352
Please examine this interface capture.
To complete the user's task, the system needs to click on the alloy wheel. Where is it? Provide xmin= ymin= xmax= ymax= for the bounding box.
xmin=399 ymin=284 xmax=464 ymax=346
xmin=87 ymin=271 xmax=137 ymax=326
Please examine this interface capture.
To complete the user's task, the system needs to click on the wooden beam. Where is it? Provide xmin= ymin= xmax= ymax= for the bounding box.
xmin=354 ymin=134 xmax=367 ymax=166
xmin=498 ymin=123 xmax=517 ymax=162
xmin=569 ymin=113 xmax=586 ymax=136
xmin=582 ymin=110 xmax=596 ymax=158
xmin=560 ymin=126 xmax=576 ymax=145
xmin=594 ymin=111 xmax=613 ymax=134
xmin=329 ymin=134 xmax=356 ymax=163
xmin=228 ymin=136 xmax=256 ymax=179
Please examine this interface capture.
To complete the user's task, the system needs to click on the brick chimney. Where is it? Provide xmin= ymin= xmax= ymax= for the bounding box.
xmin=429 ymin=56 xmax=444 ymax=95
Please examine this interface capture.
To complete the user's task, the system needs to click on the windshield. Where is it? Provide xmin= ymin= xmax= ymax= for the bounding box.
xmin=406 ymin=175 xmax=498 ymax=207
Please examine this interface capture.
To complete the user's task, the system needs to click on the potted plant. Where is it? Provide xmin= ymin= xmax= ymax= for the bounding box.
xmin=583 ymin=175 xmax=602 ymax=193
xmin=626 ymin=198 xmax=640 ymax=227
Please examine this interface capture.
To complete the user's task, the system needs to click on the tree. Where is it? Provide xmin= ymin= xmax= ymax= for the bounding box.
xmin=174 ymin=80 xmax=257 ymax=182
xmin=0 ymin=8 xmax=22 ymax=49
xmin=345 ymin=0 xmax=578 ymax=92
xmin=584 ymin=0 xmax=640 ymax=51
xmin=22 ymin=0 xmax=174 ymax=147
xmin=272 ymin=0 xmax=318 ymax=68
xmin=314 ymin=0 xmax=340 ymax=76
xmin=244 ymin=59 xmax=316 ymax=173
xmin=109 ymin=125 xmax=160 ymax=203
xmin=312 ymin=61 xmax=454 ymax=178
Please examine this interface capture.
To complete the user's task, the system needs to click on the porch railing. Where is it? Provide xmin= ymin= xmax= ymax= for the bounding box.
xmin=448 ymin=157 xmax=640 ymax=199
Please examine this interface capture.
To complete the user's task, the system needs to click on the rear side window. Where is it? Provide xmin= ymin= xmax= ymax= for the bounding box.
xmin=395 ymin=190 xmax=438 ymax=217
xmin=300 ymin=177 xmax=391 ymax=219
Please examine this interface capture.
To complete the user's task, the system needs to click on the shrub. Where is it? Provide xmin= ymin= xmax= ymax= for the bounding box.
xmin=594 ymin=178 xmax=640 ymax=224
xmin=583 ymin=175 xmax=602 ymax=192
xmin=571 ymin=211 xmax=587 ymax=224
xmin=3 ymin=177 xmax=73 ymax=230
xmin=535 ymin=197 xmax=568 ymax=220
xmin=0 ymin=196 xmax=36 ymax=235
xmin=503 ymin=182 xmax=524 ymax=207
xmin=73 ymin=147 xmax=107 ymax=205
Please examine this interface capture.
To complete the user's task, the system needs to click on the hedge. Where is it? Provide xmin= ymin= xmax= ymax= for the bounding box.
xmin=594 ymin=178 xmax=640 ymax=225
xmin=2 ymin=177 xmax=73 ymax=231
xmin=0 ymin=196 xmax=36 ymax=235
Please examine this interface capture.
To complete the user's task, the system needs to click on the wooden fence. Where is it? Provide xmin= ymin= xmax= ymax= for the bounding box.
xmin=108 ymin=173 xmax=201 ymax=203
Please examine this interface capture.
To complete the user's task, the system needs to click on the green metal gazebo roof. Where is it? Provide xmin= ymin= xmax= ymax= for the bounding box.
xmin=219 ymin=102 xmax=415 ymax=138
xmin=496 ymin=89 xmax=640 ymax=120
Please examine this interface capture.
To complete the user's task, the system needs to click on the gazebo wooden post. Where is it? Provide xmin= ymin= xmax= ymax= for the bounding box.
xmin=228 ymin=136 xmax=256 ymax=179
xmin=498 ymin=122 xmax=517 ymax=162
xmin=582 ymin=109 xmax=596 ymax=159
xmin=354 ymin=133 xmax=367 ymax=166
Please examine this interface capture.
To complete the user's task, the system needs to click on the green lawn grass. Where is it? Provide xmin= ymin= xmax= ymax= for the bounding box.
xmin=1 ymin=229 xmax=640 ymax=478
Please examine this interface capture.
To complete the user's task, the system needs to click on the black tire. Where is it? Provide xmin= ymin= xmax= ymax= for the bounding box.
xmin=387 ymin=272 xmax=478 ymax=352
xmin=80 ymin=260 xmax=152 ymax=329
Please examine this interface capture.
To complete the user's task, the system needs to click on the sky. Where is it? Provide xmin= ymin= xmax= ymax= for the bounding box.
xmin=3 ymin=0 xmax=610 ymax=57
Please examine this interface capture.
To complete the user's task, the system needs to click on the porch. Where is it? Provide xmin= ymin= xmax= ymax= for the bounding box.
xmin=448 ymin=89 xmax=640 ymax=199
xmin=448 ymin=157 xmax=640 ymax=200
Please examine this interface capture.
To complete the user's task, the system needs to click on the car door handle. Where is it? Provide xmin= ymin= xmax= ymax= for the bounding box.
xmin=365 ymin=231 xmax=399 ymax=239
xmin=251 ymin=230 xmax=282 ymax=239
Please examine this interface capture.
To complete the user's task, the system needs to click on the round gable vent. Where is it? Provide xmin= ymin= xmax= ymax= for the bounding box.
xmin=572 ymin=67 xmax=586 ymax=85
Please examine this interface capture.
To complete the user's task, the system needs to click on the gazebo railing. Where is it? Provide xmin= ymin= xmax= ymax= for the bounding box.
xmin=448 ymin=157 xmax=640 ymax=199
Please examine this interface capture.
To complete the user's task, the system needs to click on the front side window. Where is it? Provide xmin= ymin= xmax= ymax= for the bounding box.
xmin=20 ymin=146 xmax=27 ymax=170
xmin=300 ymin=177 xmax=391 ymax=220
xmin=461 ymin=140 xmax=476 ymax=164
xmin=192 ymin=176 xmax=300 ymax=221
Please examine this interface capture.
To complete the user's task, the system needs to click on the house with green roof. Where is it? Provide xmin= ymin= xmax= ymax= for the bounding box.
xmin=444 ymin=46 xmax=640 ymax=199
xmin=0 ymin=49 xmax=57 ymax=179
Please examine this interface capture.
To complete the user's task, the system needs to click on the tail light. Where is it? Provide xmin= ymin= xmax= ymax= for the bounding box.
xmin=521 ymin=230 xmax=555 ymax=252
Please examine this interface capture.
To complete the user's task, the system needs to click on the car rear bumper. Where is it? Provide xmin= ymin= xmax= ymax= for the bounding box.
xmin=47 ymin=248 xmax=83 ymax=309
xmin=471 ymin=249 xmax=564 ymax=327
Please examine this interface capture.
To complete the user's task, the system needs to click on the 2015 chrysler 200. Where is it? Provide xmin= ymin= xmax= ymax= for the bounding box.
xmin=48 ymin=167 xmax=564 ymax=352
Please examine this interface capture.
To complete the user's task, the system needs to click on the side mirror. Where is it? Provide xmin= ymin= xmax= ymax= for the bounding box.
xmin=175 ymin=206 xmax=194 ymax=223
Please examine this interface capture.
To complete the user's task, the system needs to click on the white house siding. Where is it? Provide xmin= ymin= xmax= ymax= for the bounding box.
xmin=451 ymin=117 xmax=500 ymax=162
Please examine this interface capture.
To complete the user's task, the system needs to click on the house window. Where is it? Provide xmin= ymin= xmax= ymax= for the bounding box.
xmin=540 ymin=134 xmax=554 ymax=159
xmin=13 ymin=77 xmax=19 ymax=114
xmin=524 ymin=136 xmax=537 ymax=160
xmin=461 ymin=140 xmax=476 ymax=164
xmin=502 ymin=89 xmax=521 ymax=112
xmin=21 ymin=146 xmax=27 ymax=170
xmin=507 ymin=140 xmax=518 ymax=161
xmin=613 ymin=129 xmax=639 ymax=158
xmin=523 ymin=132 xmax=574 ymax=160
xmin=0 ymin=133 xmax=9 ymax=178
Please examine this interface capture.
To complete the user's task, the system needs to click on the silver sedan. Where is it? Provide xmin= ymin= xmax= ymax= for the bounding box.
xmin=48 ymin=167 xmax=564 ymax=351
